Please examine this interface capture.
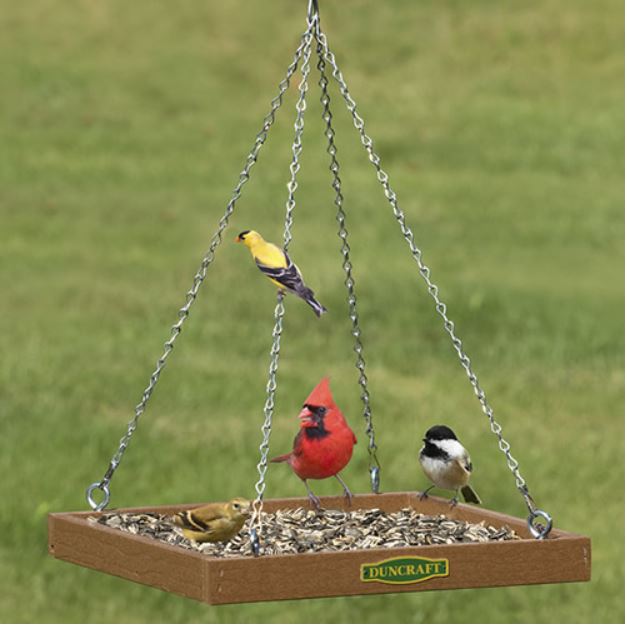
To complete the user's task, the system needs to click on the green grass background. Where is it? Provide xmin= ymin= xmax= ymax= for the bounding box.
xmin=1 ymin=0 xmax=623 ymax=622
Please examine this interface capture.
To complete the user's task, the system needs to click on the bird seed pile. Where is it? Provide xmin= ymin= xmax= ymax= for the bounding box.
xmin=92 ymin=507 xmax=519 ymax=558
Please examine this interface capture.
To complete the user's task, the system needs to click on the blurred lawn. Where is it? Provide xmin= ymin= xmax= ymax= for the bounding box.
xmin=0 ymin=0 xmax=623 ymax=622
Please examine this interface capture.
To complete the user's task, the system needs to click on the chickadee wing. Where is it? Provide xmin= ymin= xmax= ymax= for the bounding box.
xmin=462 ymin=452 xmax=473 ymax=473
xmin=452 ymin=458 xmax=471 ymax=476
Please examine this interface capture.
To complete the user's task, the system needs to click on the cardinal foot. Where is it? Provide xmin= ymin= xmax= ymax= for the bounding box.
xmin=343 ymin=488 xmax=353 ymax=508
xmin=308 ymin=493 xmax=323 ymax=510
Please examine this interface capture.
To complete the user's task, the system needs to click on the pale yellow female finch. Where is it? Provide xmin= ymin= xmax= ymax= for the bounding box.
xmin=171 ymin=497 xmax=251 ymax=543
xmin=235 ymin=230 xmax=327 ymax=317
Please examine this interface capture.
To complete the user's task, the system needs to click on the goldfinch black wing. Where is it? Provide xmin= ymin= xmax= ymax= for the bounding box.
xmin=255 ymin=253 xmax=304 ymax=292
xmin=175 ymin=505 xmax=224 ymax=531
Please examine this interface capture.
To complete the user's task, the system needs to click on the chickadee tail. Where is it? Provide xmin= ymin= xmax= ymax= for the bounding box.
xmin=270 ymin=453 xmax=291 ymax=463
xmin=300 ymin=288 xmax=327 ymax=318
xmin=461 ymin=485 xmax=481 ymax=505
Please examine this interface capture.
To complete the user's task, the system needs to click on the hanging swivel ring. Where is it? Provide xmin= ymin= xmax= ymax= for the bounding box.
xmin=369 ymin=466 xmax=381 ymax=494
xmin=86 ymin=481 xmax=111 ymax=511
xmin=527 ymin=509 xmax=553 ymax=540
xmin=249 ymin=527 xmax=261 ymax=557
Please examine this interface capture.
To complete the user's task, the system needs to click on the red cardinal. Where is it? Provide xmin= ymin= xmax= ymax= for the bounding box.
xmin=270 ymin=377 xmax=357 ymax=509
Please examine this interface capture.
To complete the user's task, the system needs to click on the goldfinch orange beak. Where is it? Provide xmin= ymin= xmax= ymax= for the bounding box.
xmin=235 ymin=235 xmax=242 ymax=242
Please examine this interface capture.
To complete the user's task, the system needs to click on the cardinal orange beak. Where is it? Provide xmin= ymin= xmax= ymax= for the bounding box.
xmin=299 ymin=406 xmax=316 ymax=428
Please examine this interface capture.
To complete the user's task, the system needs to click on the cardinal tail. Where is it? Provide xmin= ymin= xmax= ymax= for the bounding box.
xmin=270 ymin=453 xmax=291 ymax=463
xmin=461 ymin=485 xmax=481 ymax=504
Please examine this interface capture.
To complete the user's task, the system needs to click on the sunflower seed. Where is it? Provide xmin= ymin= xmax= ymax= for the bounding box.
xmin=95 ymin=505 xmax=520 ymax=558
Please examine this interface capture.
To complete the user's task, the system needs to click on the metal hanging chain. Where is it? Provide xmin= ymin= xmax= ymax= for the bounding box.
xmin=308 ymin=0 xmax=319 ymax=24
xmin=249 ymin=290 xmax=286 ymax=556
xmin=249 ymin=20 xmax=315 ymax=556
xmin=316 ymin=33 xmax=381 ymax=493
xmin=85 ymin=32 xmax=310 ymax=512
xmin=315 ymin=29 xmax=552 ymax=539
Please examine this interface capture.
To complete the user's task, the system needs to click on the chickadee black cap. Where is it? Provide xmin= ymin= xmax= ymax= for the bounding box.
xmin=424 ymin=425 xmax=458 ymax=441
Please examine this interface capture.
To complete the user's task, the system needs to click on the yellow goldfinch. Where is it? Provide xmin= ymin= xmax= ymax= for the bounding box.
xmin=235 ymin=230 xmax=327 ymax=317
xmin=171 ymin=497 xmax=251 ymax=543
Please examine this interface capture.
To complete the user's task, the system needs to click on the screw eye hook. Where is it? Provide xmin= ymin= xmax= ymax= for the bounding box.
xmin=527 ymin=510 xmax=553 ymax=539
xmin=86 ymin=482 xmax=110 ymax=511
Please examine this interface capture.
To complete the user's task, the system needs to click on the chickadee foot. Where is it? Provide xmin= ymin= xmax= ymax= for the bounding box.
xmin=448 ymin=496 xmax=459 ymax=509
xmin=418 ymin=491 xmax=430 ymax=501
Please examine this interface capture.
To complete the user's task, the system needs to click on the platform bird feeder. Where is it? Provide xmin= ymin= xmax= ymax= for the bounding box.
xmin=48 ymin=0 xmax=591 ymax=605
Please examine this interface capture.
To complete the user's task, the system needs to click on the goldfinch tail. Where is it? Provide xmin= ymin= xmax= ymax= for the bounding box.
xmin=300 ymin=288 xmax=327 ymax=318
xmin=171 ymin=511 xmax=188 ymax=529
xmin=461 ymin=485 xmax=481 ymax=504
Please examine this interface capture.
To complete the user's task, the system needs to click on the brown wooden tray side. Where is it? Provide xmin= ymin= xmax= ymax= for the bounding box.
xmin=49 ymin=512 xmax=208 ymax=602
xmin=207 ymin=535 xmax=591 ymax=604
xmin=48 ymin=492 xmax=591 ymax=605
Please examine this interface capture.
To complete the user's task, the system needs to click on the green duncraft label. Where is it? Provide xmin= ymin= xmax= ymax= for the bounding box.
xmin=360 ymin=556 xmax=449 ymax=585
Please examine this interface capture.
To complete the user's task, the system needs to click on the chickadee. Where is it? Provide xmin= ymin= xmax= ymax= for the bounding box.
xmin=418 ymin=425 xmax=481 ymax=506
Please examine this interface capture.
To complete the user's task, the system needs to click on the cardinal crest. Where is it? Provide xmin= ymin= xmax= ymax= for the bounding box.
xmin=303 ymin=377 xmax=334 ymax=407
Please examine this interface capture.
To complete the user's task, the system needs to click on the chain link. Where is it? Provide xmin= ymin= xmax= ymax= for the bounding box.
xmin=249 ymin=21 xmax=315 ymax=553
xmin=249 ymin=290 xmax=286 ymax=556
xmin=86 ymin=33 xmax=310 ymax=512
xmin=316 ymin=35 xmax=380 ymax=493
xmin=315 ymin=29 xmax=551 ymax=537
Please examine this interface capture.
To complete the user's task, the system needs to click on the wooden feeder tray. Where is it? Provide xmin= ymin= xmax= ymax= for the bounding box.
xmin=48 ymin=491 xmax=590 ymax=605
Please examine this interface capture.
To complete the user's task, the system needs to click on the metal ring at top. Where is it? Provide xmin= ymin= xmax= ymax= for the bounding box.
xmin=527 ymin=509 xmax=553 ymax=540
xmin=86 ymin=482 xmax=111 ymax=511
xmin=308 ymin=0 xmax=320 ymax=23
